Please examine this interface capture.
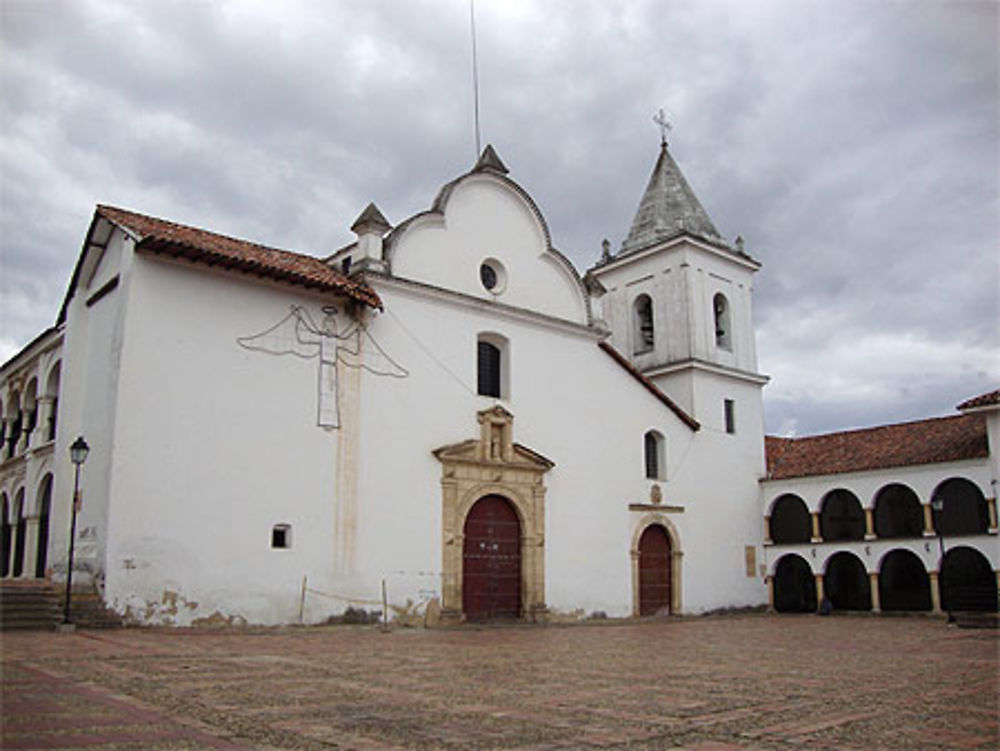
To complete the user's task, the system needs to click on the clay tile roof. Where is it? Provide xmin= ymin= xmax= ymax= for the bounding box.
xmin=957 ymin=388 xmax=1000 ymax=411
xmin=598 ymin=342 xmax=700 ymax=431
xmin=764 ymin=414 xmax=988 ymax=481
xmin=97 ymin=205 xmax=381 ymax=309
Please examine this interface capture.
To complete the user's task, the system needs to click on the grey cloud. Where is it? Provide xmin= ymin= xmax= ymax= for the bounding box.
xmin=1 ymin=0 xmax=996 ymax=435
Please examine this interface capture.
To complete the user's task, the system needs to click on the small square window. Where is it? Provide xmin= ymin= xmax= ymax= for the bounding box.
xmin=271 ymin=524 xmax=291 ymax=549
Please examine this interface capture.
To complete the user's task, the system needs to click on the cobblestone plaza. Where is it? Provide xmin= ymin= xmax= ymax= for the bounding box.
xmin=2 ymin=615 xmax=997 ymax=750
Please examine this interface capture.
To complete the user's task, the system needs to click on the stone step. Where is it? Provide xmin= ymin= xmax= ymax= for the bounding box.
xmin=66 ymin=593 xmax=124 ymax=629
xmin=0 ymin=582 xmax=61 ymax=631
xmin=1 ymin=583 xmax=123 ymax=630
xmin=955 ymin=611 xmax=1000 ymax=629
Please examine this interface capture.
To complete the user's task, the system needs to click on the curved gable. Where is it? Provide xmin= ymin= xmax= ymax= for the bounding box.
xmin=386 ymin=166 xmax=589 ymax=325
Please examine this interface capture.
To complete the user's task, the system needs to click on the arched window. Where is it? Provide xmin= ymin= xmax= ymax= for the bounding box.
xmin=878 ymin=549 xmax=931 ymax=611
xmin=713 ymin=293 xmax=731 ymax=350
xmin=12 ymin=490 xmax=25 ymax=578
xmin=824 ymin=551 xmax=871 ymax=611
xmin=34 ymin=475 xmax=53 ymax=578
xmin=633 ymin=294 xmax=654 ymax=353
xmin=873 ymin=484 xmax=923 ymax=538
xmin=23 ymin=379 xmax=38 ymax=445
xmin=644 ymin=430 xmax=665 ymax=480
xmin=940 ymin=546 xmax=998 ymax=612
xmin=931 ymin=478 xmax=989 ymax=535
xmin=773 ymin=554 xmax=816 ymax=613
xmin=769 ymin=494 xmax=811 ymax=544
xmin=6 ymin=390 xmax=21 ymax=459
xmin=477 ymin=333 xmax=508 ymax=399
xmin=45 ymin=361 xmax=61 ymax=442
xmin=1 ymin=494 xmax=10 ymax=578
xmin=819 ymin=488 xmax=865 ymax=541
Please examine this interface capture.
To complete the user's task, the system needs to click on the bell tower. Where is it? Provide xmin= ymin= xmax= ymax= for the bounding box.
xmin=587 ymin=138 xmax=768 ymax=436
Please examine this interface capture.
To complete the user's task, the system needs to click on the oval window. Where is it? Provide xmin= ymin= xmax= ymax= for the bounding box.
xmin=479 ymin=259 xmax=506 ymax=294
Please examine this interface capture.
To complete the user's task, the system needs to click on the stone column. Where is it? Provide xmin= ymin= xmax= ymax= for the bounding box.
xmin=763 ymin=516 xmax=772 ymax=545
xmin=814 ymin=573 xmax=825 ymax=610
xmin=864 ymin=508 xmax=876 ymax=541
xmin=810 ymin=512 xmax=822 ymax=543
xmin=1 ymin=418 xmax=13 ymax=459
xmin=439 ymin=475 xmax=462 ymax=623
xmin=630 ymin=549 xmax=641 ymax=617
xmin=32 ymin=397 xmax=54 ymax=447
xmin=987 ymin=497 xmax=998 ymax=533
xmin=929 ymin=571 xmax=942 ymax=613
xmin=22 ymin=517 xmax=39 ymax=578
xmin=525 ymin=484 xmax=548 ymax=622
xmin=765 ymin=575 xmax=774 ymax=612
xmin=671 ymin=549 xmax=684 ymax=614
xmin=16 ymin=420 xmax=30 ymax=455
xmin=922 ymin=504 xmax=935 ymax=537
xmin=869 ymin=572 xmax=881 ymax=612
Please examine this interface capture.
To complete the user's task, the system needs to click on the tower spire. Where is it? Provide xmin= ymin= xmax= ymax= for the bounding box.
xmin=619 ymin=140 xmax=723 ymax=255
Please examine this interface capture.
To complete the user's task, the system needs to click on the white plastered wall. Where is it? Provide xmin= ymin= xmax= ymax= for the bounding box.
xmin=101 ymin=254 xmax=365 ymax=625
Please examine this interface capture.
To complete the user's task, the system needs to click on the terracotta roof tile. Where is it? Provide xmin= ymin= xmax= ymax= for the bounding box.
xmin=765 ymin=414 xmax=988 ymax=481
xmin=96 ymin=205 xmax=381 ymax=308
xmin=957 ymin=388 xmax=1000 ymax=411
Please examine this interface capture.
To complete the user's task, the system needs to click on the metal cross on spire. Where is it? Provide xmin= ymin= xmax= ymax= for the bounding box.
xmin=653 ymin=108 xmax=672 ymax=146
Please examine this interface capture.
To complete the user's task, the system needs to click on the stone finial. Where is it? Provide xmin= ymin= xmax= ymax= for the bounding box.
xmin=734 ymin=235 xmax=746 ymax=254
xmin=350 ymin=203 xmax=391 ymax=236
xmin=474 ymin=144 xmax=509 ymax=174
xmin=601 ymin=238 xmax=612 ymax=261
xmin=350 ymin=203 xmax=391 ymax=271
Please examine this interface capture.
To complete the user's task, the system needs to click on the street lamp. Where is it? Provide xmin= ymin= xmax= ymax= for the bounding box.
xmin=63 ymin=436 xmax=89 ymax=626
xmin=930 ymin=496 xmax=955 ymax=624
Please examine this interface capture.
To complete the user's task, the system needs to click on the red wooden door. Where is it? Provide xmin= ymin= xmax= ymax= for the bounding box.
xmin=463 ymin=495 xmax=521 ymax=620
xmin=639 ymin=525 xmax=672 ymax=615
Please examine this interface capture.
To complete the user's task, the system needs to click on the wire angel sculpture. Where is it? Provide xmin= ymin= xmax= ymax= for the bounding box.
xmin=237 ymin=305 xmax=408 ymax=429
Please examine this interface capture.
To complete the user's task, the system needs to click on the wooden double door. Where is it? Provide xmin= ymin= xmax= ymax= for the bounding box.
xmin=462 ymin=495 xmax=521 ymax=621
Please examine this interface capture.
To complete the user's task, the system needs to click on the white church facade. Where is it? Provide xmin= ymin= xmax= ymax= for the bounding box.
xmin=1 ymin=143 xmax=996 ymax=626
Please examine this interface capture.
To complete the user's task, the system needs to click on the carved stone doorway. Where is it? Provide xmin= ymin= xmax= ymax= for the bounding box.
xmin=630 ymin=514 xmax=683 ymax=615
xmin=434 ymin=406 xmax=553 ymax=623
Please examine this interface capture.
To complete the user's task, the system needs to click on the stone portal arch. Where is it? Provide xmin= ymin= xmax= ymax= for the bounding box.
xmin=768 ymin=493 xmax=811 ymax=544
xmin=873 ymin=484 xmax=923 ymax=539
xmin=34 ymin=474 xmax=53 ymax=579
xmin=630 ymin=514 xmax=682 ymax=616
xmin=940 ymin=546 xmax=998 ymax=612
xmin=0 ymin=494 xmax=9 ymax=578
xmin=434 ymin=406 xmax=552 ymax=623
xmin=932 ymin=478 xmax=989 ymax=536
xmin=879 ymin=549 xmax=931 ymax=611
xmin=820 ymin=489 xmax=865 ymax=542
xmin=773 ymin=553 xmax=817 ymax=613
xmin=824 ymin=551 xmax=871 ymax=611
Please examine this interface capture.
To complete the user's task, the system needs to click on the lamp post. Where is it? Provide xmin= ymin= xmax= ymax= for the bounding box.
xmin=63 ymin=436 xmax=89 ymax=626
xmin=930 ymin=496 xmax=955 ymax=624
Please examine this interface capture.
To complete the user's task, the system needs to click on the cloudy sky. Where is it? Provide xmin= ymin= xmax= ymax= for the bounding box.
xmin=1 ymin=0 xmax=997 ymax=436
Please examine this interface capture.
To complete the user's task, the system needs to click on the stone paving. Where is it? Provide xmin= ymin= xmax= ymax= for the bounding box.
xmin=1 ymin=615 xmax=997 ymax=750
